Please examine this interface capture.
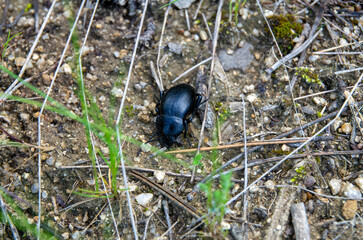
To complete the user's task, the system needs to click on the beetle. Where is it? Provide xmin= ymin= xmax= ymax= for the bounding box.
xmin=154 ymin=83 xmax=202 ymax=148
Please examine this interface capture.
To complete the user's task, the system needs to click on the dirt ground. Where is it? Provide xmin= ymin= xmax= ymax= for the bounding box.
xmin=0 ymin=0 xmax=362 ymax=239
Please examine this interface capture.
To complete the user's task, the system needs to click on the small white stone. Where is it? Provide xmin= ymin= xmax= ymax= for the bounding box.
xmin=281 ymin=144 xmax=290 ymax=152
xmin=333 ymin=119 xmax=343 ymax=132
xmin=154 ymin=171 xmax=166 ymax=183
xmin=308 ymin=55 xmax=319 ymax=62
xmin=252 ymin=28 xmax=259 ymax=37
xmin=243 ymin=84 xmax=255 ymax=93
xmin=61 ymin=64 xmax=72 ymax=74
xmin=14 ymin=57 xmax=26 ymax=67
xmin=339 ymin=38 xmax=348 ymax=46
xmin=112 ymin=87 xmax=123 ymax=98
xmin=199 ymin=30 xmax=208 ymax=41
xmin=264 ymin=10 xmax=273 ymax=17
xmin=313 ymin=97 xmax=327 ymax=106
xmin=221 ymin=221 xmax=231 ymax=230
xmin=329 ymin=178 xmax=342 ymax=195
xmin=246 ymin=93 xmax=259 ymax=103
xmin=342 ymin=183 xmax=362 ymax=199
xmin=20 ymin=113 xmax=30 ymax=121
xmin=113 ymin=51 xmax=120 ymax=58
xmin=264 ymin=180 xmax=275 ymax=190
xmin=264 ymin=56 xmax=274 ymax=68
xmin=355 ymin=177 xmax=363 ymax=191
xmin=135 ymin=193 xmax=153 ymax=206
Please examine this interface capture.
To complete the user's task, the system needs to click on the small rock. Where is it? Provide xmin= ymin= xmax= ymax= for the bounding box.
xmin=264 ymin=180 xmax=275 ymax=190
xmin=252 ymin=28 xmax=259 ymax=37
xmin=61 ymin=64 xmax=72 ymax=74
xmin=138 ymin=113 xmax=150 ymax=123
xmin=329 ymin=178 xmax=342 ymax=195
xmin=246 ymin=93 xmax=259 ymax=103
xmin=31 ymin=183 xmax=39 ymax=193
xmin=20 ymin=113 xmax=30 ymax=121
xmin=301 ymin=105 xmax=315 ymax=115
xmin=14 ymin=57 xmax=26 ymax=67
xmin=46 ymin=156 xmax=55 ymax=166
xmin=264 ymin=56 xmax=274 ymax=68
xmin=168 ymin=42 xmax=183 ymax=54
xmin=199 ymin=30 xmax=208 ymax=41
xmin=340 ymin=123 xmax=352 ymax=135
xmin=342 ymin=200 xmax=358 ymax=219
xmin=72 ymin=231 xmax=80 ymax=240
xmin=281 ymin=144 xmax=290 ymax=152
xmin=313 ymin=97 xmax=328 ymax=106
xmin=221 ymin=221 xmax=231 ymax=230
xmin=304 ymin=175 xmax=316 ymax=188
xmin=254 ymin=52 xmax=261 ymax=60
xmin=308 ymin=55 xmax=319 ymax=62
xmin=243 ymin=84 xmax=255 ymax=93
xmin=111 ymin=87 xmax=123 ymax=98
xmin=229 ymin=102 xmax=245 ymax=113
xmin=218 ymin=43 xmax=254 ymax=72
xmin=339 ymin=38 xmax=348 ymax=46
xmin=62 ymin=232 xmax=70 ymax=240
xmin=113 ymin=51 xmax=120 ymax=58
xmin=355 ymin=177 xmax=363 ymax=191
xmin=42 ymin=191 xmax=48 ymax=199
xmin=333 ymin=119 xmax=343 ymax=132
xmin=154 ymin=171 xmax=166 ymax=183
xmin=135 ymin=193 xmax=153 ymax=206
xmin=342 ymin=183 xmax=362 ymax=199
xmin=173 ymin=0 xmax=196 ymax=9
xmin=239 ymin=8 xmax=249 ymax=20
xmin=183 ymin=30 xmax=191 ymax=37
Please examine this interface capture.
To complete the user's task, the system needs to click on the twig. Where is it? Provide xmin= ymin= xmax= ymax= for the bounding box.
xmin=142 ymin=211 xmax=155 ymax=240
xmin=193 ymin=0 xmax=204 ymax=19
xmin=157 ymin=220 xmax=179 ymax=240
xmin=241 ymin=94 xmax=249 ymax=238
xmin=167 ymin=137 xmax=334 ymax=154
xmin=171 ymin=57 xmax=212 ymax=83
xmin=162 ymin=200 xmax=173 ymax=239
xmin=265 ymin=28 xmax=323 ymax=75
xmin=81 ymin=201 xmax=107 ymax=237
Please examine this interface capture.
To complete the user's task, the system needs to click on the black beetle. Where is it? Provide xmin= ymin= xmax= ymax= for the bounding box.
xmin=154 ymin=83 xmax=202 ymax=148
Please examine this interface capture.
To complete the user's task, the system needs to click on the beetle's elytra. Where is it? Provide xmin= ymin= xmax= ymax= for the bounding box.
xmin=155 ymin=83 xmax=202 ymax=148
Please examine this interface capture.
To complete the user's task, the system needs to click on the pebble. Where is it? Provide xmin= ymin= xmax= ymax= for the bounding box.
xmin=111 ymin=87 xmax=123 ymax=98
xmin=308 ymin=55 xmax=319 ymax=63
xmin=252 ymin=28 xmax=259 ymax=37
xmin=42 ymin=191 xmax=48 ymax=199
xmin=61 ymin=64 xmax=72 ymax=74
xmin=154 ymin=171 xmax=166 ymax=183
xmin=339 ymin=38 xmax=348 ymax=46
xmin=135 ymin=193 xmax=153 ymax=206
xmin=301 ymin=105 xmax=315 ymax=115
xmin=183 ymin=30 xmax=191 ymax=37
xmin=173 ymin=0 xmax=196 ymax=9
xmin=72 ymin=231 xmax=80 ymax=240
xmin=46 ymin=156 xmax=55 ymax=166
xmin=246 ymin=93 xmax=259 ymax=103
xmin=342 ymin=200 xmax=358 ymax=220
xmin=342 ymin=182 xmax=362 ymax=199
xmin=199 ymin=30 xmax=208 ymax=41
xmin=239 ymin=8 xmax=249 ymax=20
xmin=14 ymin=57 xmax=26 ymax=67
xmin=355 ymin=177 xmax=363 ymax=191
xmin=168 ymin=42 xmax=183 ymax=54
xmin=138 ymin=113 xmax=150 ymax=123
xmin=218 ymin=43 xmax=254 ymax=72
xmin=314 ymin=189 xmax=329 ymax=203
xmin=243 ymin=84 xmax=255 ymax=93
xmin=313 ymin=97 xmax=328 ymax=106
xmin=229 ymin=102 xmax=245 ymax=113
xmin=264 ymin=180 xmax=275 ymax=190
xmin=304 ymin=175 xmax=316 ymax=188
xmin=332 ymin=119 xmax=343 ymax=132
xmin=264 ymin=56 xmax=274 ymax=68
xmin=113 ymin=51 xmax=120 ymax=58
xmin=20 ymin=113 xmax=30 ymax=121
xmin=329 ymin=178 xmax=342 ymax=195
xmin=340 ymin=123 xmax=352 ymax=135
xmin=31 ymin=183 xmax=39 ymax=193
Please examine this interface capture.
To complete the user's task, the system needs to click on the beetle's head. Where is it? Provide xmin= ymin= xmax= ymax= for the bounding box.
xmin=156 ymin=116 xmax=184 ymax=147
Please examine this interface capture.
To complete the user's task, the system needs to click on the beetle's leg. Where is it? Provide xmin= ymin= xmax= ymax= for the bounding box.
xmin=183 ymin=119 xmax=188 ymax=138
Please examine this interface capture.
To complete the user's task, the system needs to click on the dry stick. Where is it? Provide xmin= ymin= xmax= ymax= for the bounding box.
xmin=314 ymin=40 xmax=363 ymax=53
xmin=33 ymin=0 xmax=39 ymax=32
xmin=0 ymin=0 xmax=57 ymax=103
xmin=290 ymin=6 xmax=324 ymax=89
xmin=335 ymin=67 xmax=363 ymax=75
xmin=226 ymin=72 xmax=363 ymax=205
xmin=265 ymin=28 xmax=323 ymax=75
xmin=167 ymin=137 xmax=333 ymax=154
xmin=157 ymin=220 xmax=179 ymax=240
xmin=115 ymin=1 xmax=149 ymax=239
xmin=193 ymin=0 xmax=204 ymax=19
xmin=142 ymin=211 xmax=155 ymax=240
xmin=185 ymin=9 xmax=190 ymax=31
xmin=78 ymin=0 xmax=120 ymax=237
xmin=313 ymin=51 xmax=363 ymax=55
xmin=162 ymin=200 xmax=173 ymax=240
xmin=186 ymin=103 xmax=358 ymax=201
xmin=202 ymin=13 xmax=213 ymax=40
xmin=81 ymin=202 xmax=108 ymax=237
xmin=171 ymin=57 xmax=212 ymax=83
xmin=191 ymin=0 xmax=223 ymax=183
xmin=241 ymin=94 xmax=249 ymax=238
